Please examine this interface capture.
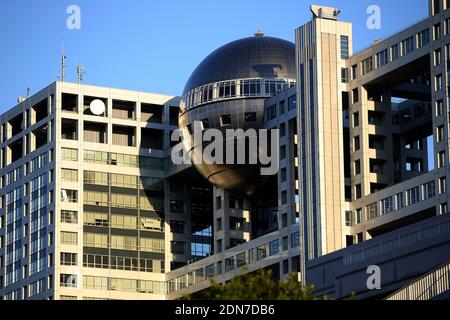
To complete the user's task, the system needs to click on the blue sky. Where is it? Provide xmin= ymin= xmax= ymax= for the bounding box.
xmin=0 ymin=0 xmax=427 ymax=112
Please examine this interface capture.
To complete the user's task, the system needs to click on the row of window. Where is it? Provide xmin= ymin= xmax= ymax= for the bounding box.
xmin=83 ymin=276 xmax=166 ymax=295
xmin=169 ymin=231 xmax=300 ymax=293
xmin=82 ymin=232 xmax=165 ymax=253
xmin=350 ymin=180 xmax=441 ymax=225
xmin=83 ymin=191 xmax=164 ymax=211
xmin=348 ymin=28 xmax=430 ymax=79
xmin=82 ymin=254 xmax=164 ymax=273
xmin=83 ymin=170 xmax=162 ymax=189
xmin=84 ymin=212 xmax=163 ymax=232
xmin=183 ymin=78 xmax=295 ymax=109
xmin=83 ymin=150 xmax=164 ymax=170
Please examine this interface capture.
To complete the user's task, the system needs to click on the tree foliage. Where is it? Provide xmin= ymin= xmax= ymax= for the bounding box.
xmin=183 ymin=268 xmax=319 ymax=300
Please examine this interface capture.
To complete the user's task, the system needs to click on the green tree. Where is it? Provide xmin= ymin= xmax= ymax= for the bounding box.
xmin=183 ymin=268 xmax=320 ymax=300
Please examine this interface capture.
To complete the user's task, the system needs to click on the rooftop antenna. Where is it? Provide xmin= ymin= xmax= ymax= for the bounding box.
xmin=77 ymin=64 xmax=85 ymax=84
xmin=26 ymin=86 xmax=30 ymax=98
xmin=254 ymin=29 xmax=265 ymax=37
xmin=62 ymin=42 xmax=67 ymax=82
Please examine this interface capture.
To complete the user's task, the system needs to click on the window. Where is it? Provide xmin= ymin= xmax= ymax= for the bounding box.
xmin=353 ymin=136 xmax=360 ymax=151
xmin=61 ymin=148 xmax=78 ymax=161
xmin=288 ymin=95 xmax=296 ymax=110
xmin=340 ymin=35 xmax=349 ymax=59
xmin=438 ymin=150 xmax=446 ymax=168
xmin=380 ymin=196 xmax=394 ymax=215
xmin=171 ymin=241 xmax=185 ymax=254
xmin=352 ymin=88 xmax=359 ymax=104
xmin=170 ymin=200 xmax=184 ymax=213
xmin=376 ymin=50 xmax=388 ymax=68
xmin=61 ymin=168 xmax=78 ymax=182
xmin=434 ymin=23 xmax=441 ymax=41
xmin=61 ymin=210 xmax=78 ymax=224
xmin=355 ymin=209 xmax=362 ymax=224
xmin=391 ymin=43 xmax=400 ymax=61
xmin=434 ymin=49 xmax=442 ymax=66
xmin=269 ymin=240 xmax=280 ymax=256
xmin=437 ymin=126 xmax=445 ymax=142
xmin=244 ymin=112 xmax=257 ymax=123
xmin=201 ymin=118 xmax=210 ymax=130
xmin=362 ymin=57 xmax=374 ymax=75
xmin=436 ymin=100 xmax=444 ymax=116
xmin=440 ymin=203 xmax=448 ymax=214
xmin=220 ymin=114 xmax=231 ymax=126
xmin=60 ymin=274 xmax=77 ymax=288
xmin=434 ymin=0 xmax=441 ymax=14
xmin=351 ymin=64 xmax=358 ymax=80
xmin=355 ymin=184 xmax=362 ymax=199
xmin=424 ymin=181 xmax=436 ymax=199
xmin=61 ymin=253 xmax=77 ymax=266
xmin=291 ymin=232 xmax=300 ymax=248
xmin=170 ymin=221 xmax=185 ymax=234
xmin=435 ymin=74 xmax=443 ymax=91
xmin=353 ymin=112 xmax=359 ymax=127
xmin=439 ymin=177 xmax=447 ymax=194
xmin=61 ymin=232 xmax=77 ymax=245
xmin=446 ymin=17 xmax=450 ymax=35
xmin=406 ymin=186 xmax=420 ymax=206
xmin=354 ymin=160 xmax=361 ymax=176
xmin=85 ymin=212 xmax=109 ymax=227
xmin=345 ymin=211 xmax=353 ymax=226
xmin=417 ymin=29 xmax=430 ymax=47
xmin=341 ymin=68 xmax=349 ymax=83
xmin=396 ymin=192 xmax=404 ymax=210
xmin=401 ymin=37 xmax=414 ymax=56
xmin=366 ymin=203 xmax=378 ymax=220
xmin=61 ymin=189 xmax=77 ymax=202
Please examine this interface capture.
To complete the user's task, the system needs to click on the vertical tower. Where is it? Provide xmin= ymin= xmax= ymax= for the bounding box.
xmin=296 ymin=5 xmax=352 ymax=269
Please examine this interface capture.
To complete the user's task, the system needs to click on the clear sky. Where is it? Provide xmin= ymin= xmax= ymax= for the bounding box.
xmin=0 ymin=0 xmax=427 ymax=113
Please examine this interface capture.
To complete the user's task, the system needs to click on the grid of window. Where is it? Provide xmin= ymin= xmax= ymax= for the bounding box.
xmin=340 ymin=35 xmax=349 ymax=59
xmin=61 ymin=210 xmax=78 ymax=224
xmin=61 ymin=168 xmax=78 ymax=182
xmin=60 ymin=253 xmax=77 ymax=266
xmin=61 ymin=148 xmax=78 ymax=161
xmin=83 ymin=276 xmax=165 ymax=294
xmin=61 ymin=232 xmax=77 ymax=245
xmin=83 ymin=150 xmax=164 ymax=170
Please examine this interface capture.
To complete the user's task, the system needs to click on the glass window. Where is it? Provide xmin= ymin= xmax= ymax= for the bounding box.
xmin=61 ymin=168 xmax=78 ymax=182
xmin=61 ymin=148 xmax=78 ymax=161
xmin=406 ymin=186 xmax=420 ymax=206
xmin=291 ymin=232 xmax=300 ymax=248
xmin=244 ymin=112 xmax=257 ymax=123
xmin=401 ymin=37 xmax=414 ymax=55
xmin=340 ymin=35 xmax=349 ymax=59
xmin=61 ymin=231 xmax=77 ymax=245
xmin=376 ymin=50 xmax=388 ymax=68
xmin=269 ymin=239 xmax=280 ymax=256
xmin=220 ymin=114 xmax=232 ymax=126
xmin=61 ymin=210 xmax=78 ymax=224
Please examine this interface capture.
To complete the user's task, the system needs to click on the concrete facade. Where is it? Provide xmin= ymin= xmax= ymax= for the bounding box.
xmin=1 ymin=0 xmax=450 ymax=300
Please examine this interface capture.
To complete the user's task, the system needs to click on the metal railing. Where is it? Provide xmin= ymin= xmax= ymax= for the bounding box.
xmin=386 ymin=263 xmax=450 ymax=300
xmin=344 ymin=217 xmax=450 ymax=265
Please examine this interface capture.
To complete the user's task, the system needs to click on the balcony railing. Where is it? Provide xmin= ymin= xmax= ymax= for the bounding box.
xmin=386 ymin=263 xmax=450 ymax=300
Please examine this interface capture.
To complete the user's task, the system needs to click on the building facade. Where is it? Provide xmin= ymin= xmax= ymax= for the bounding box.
xmin=1 ymin=0 xmax=450 ymax=300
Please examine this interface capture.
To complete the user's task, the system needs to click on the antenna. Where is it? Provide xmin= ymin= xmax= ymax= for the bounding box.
xmin=77 ymin=64 xmax=85 ymax=84
xmin=62 ymin=42 xmax=67 ymax=82
xmin=254 ymin=29 xmax=265 ymax=37
xmin=26 ymin=86 xmax=30 ymax=98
